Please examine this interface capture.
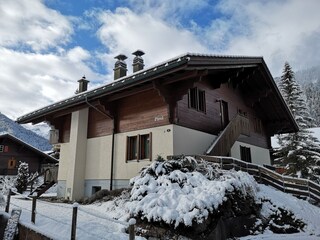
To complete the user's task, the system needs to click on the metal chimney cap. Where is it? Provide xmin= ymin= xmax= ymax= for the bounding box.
xmin=132 ymin=50 xmax=145 ymax=57
xmin=78 ymin=75 xmax=89 ymax=83
xmin=114 ymin=54 xmax=128 ymax=61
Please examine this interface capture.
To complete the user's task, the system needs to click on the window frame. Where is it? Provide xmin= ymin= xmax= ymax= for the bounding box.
xmin=126 ymin=132 xmax=152 ymax=162
xmin=188 ymin=87 xmax=206 ymax=113
xmin=0 ymin=145 xmax=3 ymax=153
xmin=126 ymin=135 xmax=138 ymax=161
xmin=240 ymin=146 xmax=252 ymax=163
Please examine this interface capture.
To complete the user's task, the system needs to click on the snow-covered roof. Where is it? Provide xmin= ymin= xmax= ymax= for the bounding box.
xmin=0 ymin=133 xmax=57 ymax=163
xmin=16 ymin=53 xmax=298 ymax=134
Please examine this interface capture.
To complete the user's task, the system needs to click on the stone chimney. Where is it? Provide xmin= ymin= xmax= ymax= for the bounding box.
xmin=132 ymin=50 xmax=145 ymax=73
xmin=77 ymin=75 xmax=89 ymax=93
xmin=114 ymin=54 xmax=128 ymax=80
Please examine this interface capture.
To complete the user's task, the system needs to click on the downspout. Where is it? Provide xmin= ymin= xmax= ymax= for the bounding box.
xmin=84 ymin=97 xmax=115 ymax=191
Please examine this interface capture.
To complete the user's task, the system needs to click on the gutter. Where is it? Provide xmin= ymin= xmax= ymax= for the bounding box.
xmin=84 ymin=97 xmax=115 ymax=191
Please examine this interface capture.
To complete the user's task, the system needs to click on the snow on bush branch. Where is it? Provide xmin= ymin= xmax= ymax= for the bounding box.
xmin=128 ymin=156 xmax=258 ymax=228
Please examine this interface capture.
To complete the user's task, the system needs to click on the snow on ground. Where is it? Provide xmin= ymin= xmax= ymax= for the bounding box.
xmin=1 ymin=177 xmax=320 ymax=239
xmin=3 ymin=194 xmax=144 ymax=240
xmin=240 ymin=184 xmax=320 ymax=240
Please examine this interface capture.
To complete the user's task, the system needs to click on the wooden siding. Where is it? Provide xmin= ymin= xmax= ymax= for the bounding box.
xmin=87 ymin=107 xmax=113 ymax=138
xmin=0 ymin=138 xmax=45 ymax=175
xmin=177 ymin=80 xmax=269 ymax=148
xmin=51 ymin=114 xmax=71 ymax=143
xmin=117 ymin=89 xmax=169 ymax=133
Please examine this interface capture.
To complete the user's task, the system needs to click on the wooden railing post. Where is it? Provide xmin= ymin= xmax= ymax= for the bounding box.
xmin=129 ymin=218 xmax=136 ymax=240
xmin=71 ymin=203 xmax=78 ymax=240
xmin=5 ymin=189 xmax=11 ymax=213
xmin=31 ymin=196 xmax=37 ymax=224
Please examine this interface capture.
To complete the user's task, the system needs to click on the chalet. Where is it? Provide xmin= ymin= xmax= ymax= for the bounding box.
xmin=17 ymin=52 xmax=298 ymax=200
xmin=0 ymin=133 xmax=57 ymax=176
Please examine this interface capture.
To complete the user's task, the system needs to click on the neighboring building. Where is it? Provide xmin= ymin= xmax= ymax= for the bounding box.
xmin=0 ymin=133 xmax=58 ymax=176
xmin=17 ymin=52 xmax=298 ymax=200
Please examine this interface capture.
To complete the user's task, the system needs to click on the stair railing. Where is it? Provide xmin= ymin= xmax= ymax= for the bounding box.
xmin=206 ymin=114 xmax=250 ymax=156
xmin=27 ymin=166 xmax=57 ymax=193
xmin=196 ymin=155 xmax=320 ymax=203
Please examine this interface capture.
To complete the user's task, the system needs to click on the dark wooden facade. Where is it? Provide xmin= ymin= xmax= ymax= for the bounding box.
xmin=17 ymin=54 xmax=298 ymax=152
xmin=0 ymin=134 xmax=57 ymax=175
xmin=48 ymin=77 xmax=269 ymax=149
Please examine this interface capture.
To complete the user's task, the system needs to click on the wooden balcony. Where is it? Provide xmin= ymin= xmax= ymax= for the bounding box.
xmin=206 ymin=114 xmax=250 ymax=156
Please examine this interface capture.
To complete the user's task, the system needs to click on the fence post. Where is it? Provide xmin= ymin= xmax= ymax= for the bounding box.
xmin=31 ymin=196 xmax=37 ymax=224
xmin=5 ymin=189 xmax=11 ymax=213
xmin=129 ymin=218 xmax=136 ymax=240
xmin=71 ymin=203 xmax=78 ymax=240
xmin=258 ymin=167 xmax=262 ymax=183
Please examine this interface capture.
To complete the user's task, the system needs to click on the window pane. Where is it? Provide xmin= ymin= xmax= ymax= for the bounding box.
xmin=127 ymin=136 xmax=137 ymax=160
xmin=140 ymin=134 xmax=150 ymax=159
xmin=198 ymin=90 xmax=206 ymax=112
xmin=189 ymin=88 xmax=198 ymax=109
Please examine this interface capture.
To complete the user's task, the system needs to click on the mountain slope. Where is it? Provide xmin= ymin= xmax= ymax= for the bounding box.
xmin=0 ymin=112 xmax=52 ymax=151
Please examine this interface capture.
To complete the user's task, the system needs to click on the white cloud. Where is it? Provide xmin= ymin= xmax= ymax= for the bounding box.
xmin=95 ymin=7 xmax=207 ymax=75
xmin=0 ymin=47 xmax=104 ymax=119
xmin=0 ymin=0 xmax=73 ymax=51
xmin=127 ymin=0 xmax=209 ymax=24
xmin=208 ymin=0 xmax=320 ymax=76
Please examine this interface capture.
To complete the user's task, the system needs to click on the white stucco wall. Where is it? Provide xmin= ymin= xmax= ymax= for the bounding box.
xmin=230 ymin=141 xmax=271 ymax=165
xmin=66 ymin=109 xmax=89 ymax=200
xmin=57 ymin=143 xmax=71 ymax=181
xmin=85 ymin=135 xmax=112 ymax=179
xmin=173 ymin=125 xmax=216 ymax=155
xmin=113 ymin=125 xmax=174 ymax=180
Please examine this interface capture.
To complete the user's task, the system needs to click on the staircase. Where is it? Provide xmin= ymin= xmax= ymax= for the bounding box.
xmin=29 ymin=181 xmax=56 ymax=197
xmin=27 ymin=165 xmax=58 ymax=198
xmin=206 ymin=114 xmax=250 ymax=156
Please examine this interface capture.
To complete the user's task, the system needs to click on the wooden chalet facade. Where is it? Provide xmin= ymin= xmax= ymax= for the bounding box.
xmin=0 ymin=133 xmax=57 ymax=176
xmin=17 ymin=53 xmax=298 ymax=200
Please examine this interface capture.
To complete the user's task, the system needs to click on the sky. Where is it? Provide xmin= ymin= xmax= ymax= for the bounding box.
xmin=1 ymin=0 xmax=320 ymax=120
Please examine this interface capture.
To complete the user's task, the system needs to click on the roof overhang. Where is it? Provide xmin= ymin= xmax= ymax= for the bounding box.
xmin=16 ymin=53 xmax=298 ymax=135
xmin=0 ymin=133 xmax=58 ymax=163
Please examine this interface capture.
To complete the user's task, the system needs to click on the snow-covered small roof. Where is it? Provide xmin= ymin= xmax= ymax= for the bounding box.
xmin=0 ymin=133 xmax=58 ymax=163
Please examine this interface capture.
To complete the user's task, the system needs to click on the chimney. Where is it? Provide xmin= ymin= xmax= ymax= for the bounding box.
xmin=114 ymin=54 xmax=128 ymax=80
xmin=77 ymin=75 xmax=89 ymax=93
xmin=132 ymin=50 xmax=145 ymax=72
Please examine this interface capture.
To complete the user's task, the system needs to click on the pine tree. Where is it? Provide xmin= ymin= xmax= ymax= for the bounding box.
xmin=303 ymin=82 xmax=320 ymax=126
xmin=15 ymin=161 xmax=30 ymax=193
xmin=274 ymin=62 xmax=320 ymax=183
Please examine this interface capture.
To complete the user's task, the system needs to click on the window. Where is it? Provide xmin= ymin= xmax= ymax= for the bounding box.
xmin=140 ymin=134 xmax=151 ymax=159
xmin=127 ymin=136 xmax=138 ymax=160
xmin=92 ymin=186 xmax=101 ymax=195
xmin=188 ymin=87 xmax=206 ymax=113
xmin=127 ymin=133 xmax=152 ymax=161
xmin=0 ymin=145 xmax=9 ymax=153
xmin=8 ymin=158 xmax=16 ymax=169
xmin=240 ymin=146 xmax=252 ymax=163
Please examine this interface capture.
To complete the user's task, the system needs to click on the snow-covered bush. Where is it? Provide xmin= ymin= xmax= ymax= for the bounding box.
xmin=0 ymin=176 xmax=16 ymax=194
xmin=15 ymin=161 xmax=30 ymax=193
xmin=128 ymin=156 xmax=258 ymax=228
xmin=0 ymin=192 xmax=5 ymax=208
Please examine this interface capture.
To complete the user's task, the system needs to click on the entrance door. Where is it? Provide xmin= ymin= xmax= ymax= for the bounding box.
xmin=220 ymin=100 xmax=229 ymax=128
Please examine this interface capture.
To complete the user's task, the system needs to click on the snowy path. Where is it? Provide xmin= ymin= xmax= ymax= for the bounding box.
xmin=2 ymin=184 xmax=320 ymax=240
xmin=6 ymin=195 xmax=144 ymax=240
